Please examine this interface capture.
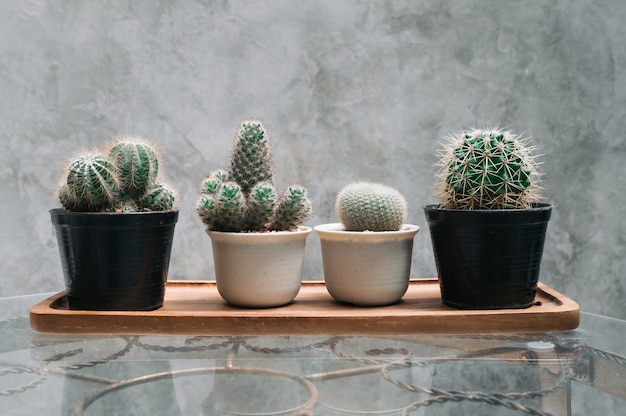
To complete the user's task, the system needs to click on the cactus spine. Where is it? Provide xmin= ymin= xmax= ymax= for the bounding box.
xmin=197 ymin=119 xmax=312 ymax=232
xmin=336 ymin=182 xmax=407 ymax=232
xmin=436 ymin=128 xmax=541 ymax=210
xmin=58 ymin=136 xmax=175 ymax=212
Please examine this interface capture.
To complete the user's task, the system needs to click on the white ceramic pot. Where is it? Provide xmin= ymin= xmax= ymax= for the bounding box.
xmin=207 ymin=226 xmax=312 ymax=308
xmin=314 ymin=223 xmax=420 ymax=306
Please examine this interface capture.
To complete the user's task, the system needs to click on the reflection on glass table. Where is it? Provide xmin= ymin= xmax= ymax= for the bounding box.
xmin=0 ymin=293 xmax=624 ymax=415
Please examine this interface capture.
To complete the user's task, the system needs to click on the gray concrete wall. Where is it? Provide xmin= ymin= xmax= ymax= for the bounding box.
xmin=2 ymin=1 xmax=625 ymax=320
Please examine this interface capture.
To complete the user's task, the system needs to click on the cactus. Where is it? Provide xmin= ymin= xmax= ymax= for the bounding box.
xmin=272 ymin=185 xmax=313 ymax=232
xmin=196 ymin=194 xmax=218 ymax=227
xmin=58 ymin=137 xmax=175 ymax=212
xmin=60 ymin=154 xmax=119 ymax=211
xmin=435 ymin=128 xmax=541 ymax=210
xmin=214 ymin=182 xmax=247 ymax=231
xmin=109 ymin=139 xmax=159 ymax=198
xmin=138 ymin=183 xmax=175 ymax=212
xmin=196 ymin=120 xmax=313 ymax=232
xmin=245 ymin=182 xmax=277 ymax=231
xmin=200 ymin=169 xmax=227 ymax=195
xmin=336 ymin=182 xmax=407 ymax=232
xmin=229 ymin=120 xmax=274 ymax=195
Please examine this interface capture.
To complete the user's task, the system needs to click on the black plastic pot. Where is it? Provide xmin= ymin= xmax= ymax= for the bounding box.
xmin=423 ymin=203 xmax=552 ymax=309
xmin=50 ymin=209 xmax=178 ymax=311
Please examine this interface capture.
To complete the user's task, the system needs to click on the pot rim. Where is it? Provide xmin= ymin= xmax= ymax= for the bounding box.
xmin=50 ymin=207 xmax=179 ymax=227
xmin=206 ymin=225 xmax=312 ymax=240
xmin=422 ymin=202 xmax=552 ymax=213
xmin=314 ymin=223 xmax=420 ymax=236
xmin=49 ymin=208 xmax=179 ymax=216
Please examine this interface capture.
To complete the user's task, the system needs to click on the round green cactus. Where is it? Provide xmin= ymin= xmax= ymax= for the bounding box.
xmin=336 ymin=182 xmax=407 ymax=232
xmin=197 ymin=120 xmax=312 ymax=232
xmin=60 ymin=154 xmax=119 ymax=211
xmin=138 ymin=183 xmax=175 ymax=212
xmin=109 ymin=139 xmax=159 ymax=198
xmin=58 ymin=137 xmax=175 ymax=212
xmin=436 ymin=128 xmax=541 ymax=210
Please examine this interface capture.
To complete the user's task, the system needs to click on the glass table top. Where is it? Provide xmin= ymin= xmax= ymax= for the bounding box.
xmin=0 ymin=293 xmax=624 ymax=415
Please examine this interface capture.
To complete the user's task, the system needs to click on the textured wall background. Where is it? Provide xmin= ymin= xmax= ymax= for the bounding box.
xmin=1 ymin=0 xmax=625 ymax=320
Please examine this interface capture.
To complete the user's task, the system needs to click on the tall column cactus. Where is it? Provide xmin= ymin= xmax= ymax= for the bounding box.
xmin=436 ymin=128 xmax=541 ymax=210
xmin=228 ymin=120 xmax=275 ymax=195
xmin=196 ymin=119 xmax=312 ymax=232
xmin=58 ymin=137 xmax=175 ymax=212
xmin=335 ymin=182 xmax=407 ymax=231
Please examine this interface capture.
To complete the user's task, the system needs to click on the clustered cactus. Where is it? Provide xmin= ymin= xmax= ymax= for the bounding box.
xmin=436 ymin=128 xmax=541 ymax=210
xmin=197 ymin=120 xmax=312 ymax=232
xmin=58 ymin=137 xmax=175 ymax=212
xmin=336 ymin=182 xmax=407 ymax=232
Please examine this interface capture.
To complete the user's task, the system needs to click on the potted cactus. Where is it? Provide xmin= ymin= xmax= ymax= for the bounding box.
xmin=423 ymin=127 xmax=552 ymax=309
xmin=314 ymin=182 xmax=420 ymax=306
xmin=196 ymin=119 xmax=313 ymax=308
xmin=50 ymin=137 xmax=178 ymax=311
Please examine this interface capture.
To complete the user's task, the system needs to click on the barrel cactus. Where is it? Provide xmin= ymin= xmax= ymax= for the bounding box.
xmin=196 ymin=119 xmax=312 ymax=232
xmin=109 ymin=140 xmax=159 ymax=197
xmin=58 ymin=136 xmax=175 ymax=212
xmin=59 ymin=154 xmax=119 ymax=212
xmin=138 ymin=182 xmax=176 ymax=212
xmin=336 ymin=182 xmax=407 ymax=232
xmin=435 ymin=128 xmax=541 ymax=210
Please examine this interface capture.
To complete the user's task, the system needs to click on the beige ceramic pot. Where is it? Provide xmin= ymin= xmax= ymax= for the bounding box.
xmin=314 ymin=223 xmax=420 ymax=306
xmin=207 ymin=226 xmax=312 ymax=308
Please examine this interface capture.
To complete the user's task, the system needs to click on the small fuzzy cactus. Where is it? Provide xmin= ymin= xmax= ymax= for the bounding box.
xmin=336 ymin=182 xmax=408 ymax=232
xmin=196 ymin=119 xmax=313 ymax=232
xmin=436 ymin=128 xmax=541 ymax=210
xmin=58 ymin=136 xmax=175 ymax=212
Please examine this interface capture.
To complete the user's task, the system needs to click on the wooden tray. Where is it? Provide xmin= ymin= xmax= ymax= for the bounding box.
xmin=30 ymin=280 xmax=579 ymax=335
